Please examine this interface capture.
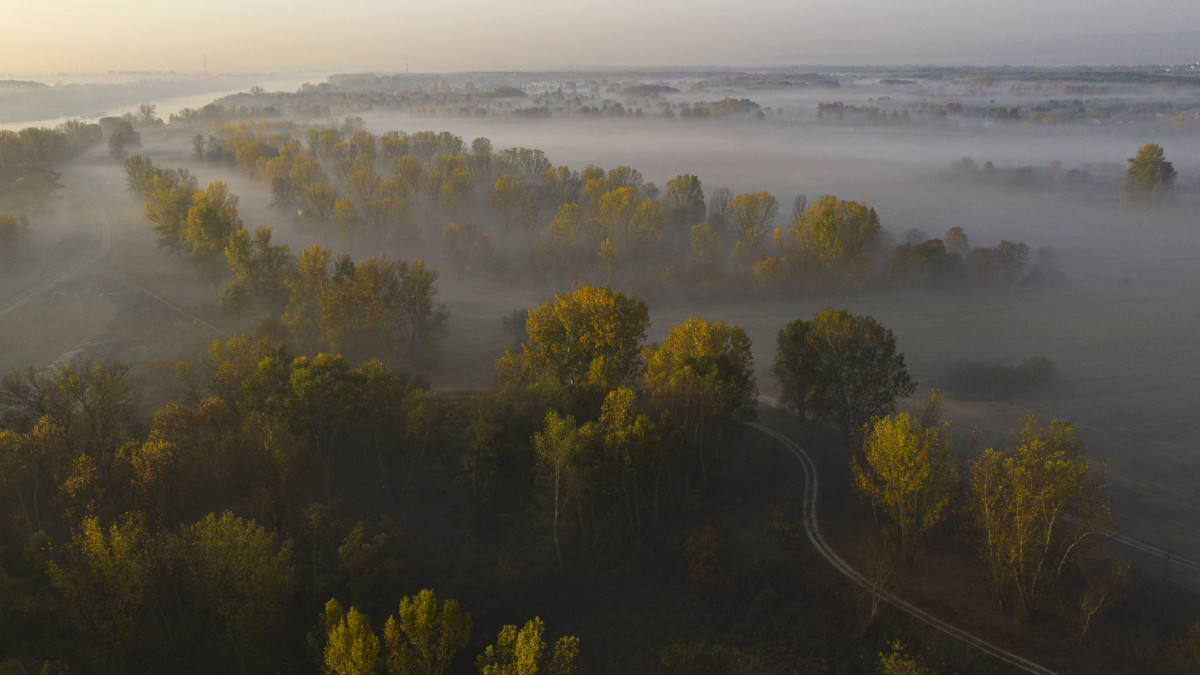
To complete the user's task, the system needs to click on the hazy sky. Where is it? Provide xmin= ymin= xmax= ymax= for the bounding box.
xmin=4 ymin=0 xmax=1200 ymax=74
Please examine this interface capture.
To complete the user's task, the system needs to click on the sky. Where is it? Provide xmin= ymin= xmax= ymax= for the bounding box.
xmin=3 ymin=0 xmax=1200 ymax=75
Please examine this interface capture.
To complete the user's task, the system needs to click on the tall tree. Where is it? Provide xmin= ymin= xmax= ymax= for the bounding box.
xmin=790 ymin=195 xmax=881 ymax=266
xmin=644 ymin=319 xmax=757 ymax=474
xmin=852 ymin=410 xmax=957 ymax=561
xmin=1121 ymin=142 xmax=1175 ymax=203
xmin=497 ymin=286 xmax=649 ymax=390
xmin=476 ymin=617 xmax=578 ymax=675
xmin=323 ymin=599 xmax=381 ymax=675
xmin=663 ymin=174 xmax=705 ymax=229
xmin=533 ymin=411 xmax=580 ymax=569
xmin=772 ymin=308 xmax=915 ymax=436
xmin=382 ymin=589 xmax=472 ymax=675
xmin=969 ymin=417 xmax=1114 ymax=619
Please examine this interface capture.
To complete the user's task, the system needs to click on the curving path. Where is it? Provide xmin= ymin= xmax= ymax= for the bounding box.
xmin=748 ymin=420 xmax=1060 ymax=675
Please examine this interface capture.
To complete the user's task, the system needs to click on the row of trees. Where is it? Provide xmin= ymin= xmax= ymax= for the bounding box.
xmin=190 ymin=121 xmax=1049 ymax=297
xmin=124 ymin=154 xmax=448 ymax=367
xmin=854 ymin=405 xmax=1122 ymax=629
xmin=321 ymin=590 xmax=577 ymax=675
xmin=0 ymin=121 xmax=103 ymax=251
xmin=769 ymin=307 xmax=1123 ymax=631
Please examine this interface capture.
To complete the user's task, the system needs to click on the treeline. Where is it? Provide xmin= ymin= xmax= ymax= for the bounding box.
xmin=0 ymin=121 xmax=103 ymax=247
xmin=770 ymin=309 xmax=1140 ymax=652
xmin=817 ymin=95 xmax=1200 ymax=126
xmin=944 ymin=155 xmax=1114 ymax=190
xmin=184 ymin=120 xmax=1050 ymax=299
xmin=168 ymin=84 xmax=776 ymax=123
xmin=123 ymin=153 xmax=447 ymax=367
xmin=0 ymin=285 xmax=764 ymax=672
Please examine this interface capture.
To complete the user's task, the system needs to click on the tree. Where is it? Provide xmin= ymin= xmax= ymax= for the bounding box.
xmin=533 ymin=411 xmax=580 ymax=569
xmin=382 ymin=589 xmax=472 ymax=675
xmin=664 ymin=174 xmax=705 ymax=229
xmin=607 ymin=165 xmax=643 ymax=191
xmin=133 ymin=103 xmax=159 ymax=126
xmin=521 ymin=189 xmax=540 ymax=235
xmin=543 ymin=166 xmax=581 ymax=206
xmin=489 ymin=174 xmax=523 ymax=224
xmin=177 ymin=512 xmax=296 ymax=670
xmin=791 ymin=195 xmax=881 ymax=266
xmin=185 ymin=181 xmax=244 ymax=277
xmin=876 ymin=641 xmax=935 ymax=675
xmin=334 ymin=198 xmax=362 ymax=239
xmin=476 ymin=617 xmax=578 ymax=675
xmin=323 ymin=599 xmax=381 ymax=675
xmin=46 ymin=515 xmax=155 ymax=669
xmin=688 ymin=222 xmax=720 ymax=267
xmin=223 ymin=226 xmax=293 ymax=315
xmin=852 ymin=409 xmax=957 ymax=561
xmin=969 ymin=417 xmax=1114 ymax=619
xmin=707 ymin=187 xmax=732 ymax=229
xmin=497 ymin=286 xmax=649 ymax=390
xmin=644 ymin=319 xmax=757 ymax=482
xmin=771 ymin=308 xmax=915 ymax=436
xmin=727 ymin=191 xmax=778 ymax=240
xmin=1121 ymin=142 xmax=1175 ymax=203
xmin=107 ymin=120 xmax=140 ymax=161
xmin=140 ymin=166 xmax=198 ymax=252
xmin=303 ymin=181 xmax=341 ymax=227
xmin=498 ymin=147 xmax=551 ymax=183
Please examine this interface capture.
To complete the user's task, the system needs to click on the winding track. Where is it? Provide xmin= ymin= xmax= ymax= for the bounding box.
xmin=749 ymin=420 xmax=1061 ymax=675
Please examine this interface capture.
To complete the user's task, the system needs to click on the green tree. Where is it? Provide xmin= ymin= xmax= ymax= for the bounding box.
xmin=177 ymin=512 xmax=297 ymax=670
xmin=223 ymin=226 xmax=293 ymax=315
xmin=1121 ymin=142 xmax=1175 ymax=203
xmin=382 ymin=588 xmax=473 ymax=675
xmin=772 ymin=308 xmax=915 ymax=436
xmin=140 ymin=166 xmax=199 ymax=251
xmin=969 ymin=417 xmax=1114 ymax=619
xmin=852 ymin=409 xmax=957 ymax=561
xmin=476 ymin=617 xmax=578 ymax=675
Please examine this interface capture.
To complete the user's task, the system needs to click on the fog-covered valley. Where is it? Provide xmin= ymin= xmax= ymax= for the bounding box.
xmin=3 ymin=66 xmax=1200 ymax=672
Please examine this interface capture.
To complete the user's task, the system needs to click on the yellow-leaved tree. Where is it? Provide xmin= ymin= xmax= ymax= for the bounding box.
xmin=476 ymin=617 xmax=578 ymax=675
xmin=969 ymin=417 xmax=1114 ymax=619
xmin=852 ymin=408 xmax=957 ymax=562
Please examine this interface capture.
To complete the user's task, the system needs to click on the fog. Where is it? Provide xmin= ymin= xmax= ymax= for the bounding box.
xmin=5 ymin=68 xmax=1200 ymax=567
xmin=0 ymin=72 xmax=327 ymax=130
xmin=353 ymin=89 xmax=1200 ymax=561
